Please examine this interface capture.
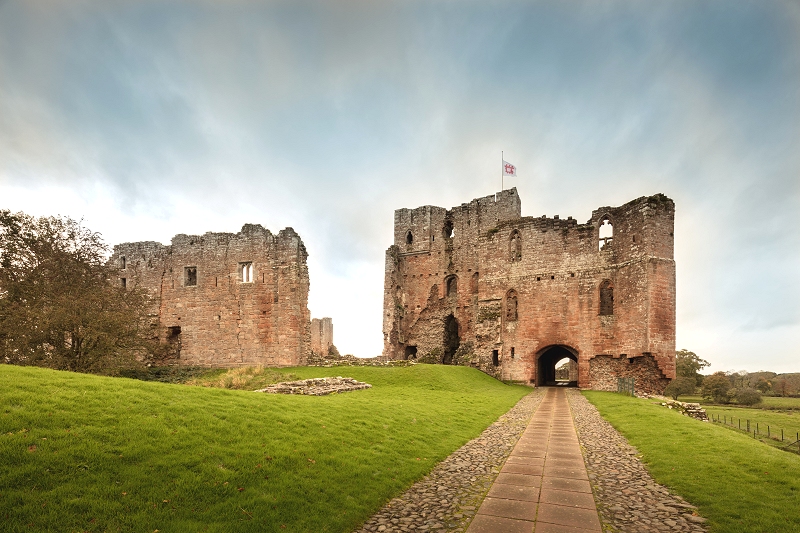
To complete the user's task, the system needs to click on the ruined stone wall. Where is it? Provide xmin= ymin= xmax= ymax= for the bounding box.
xmin=310 ymin=317 xmax=334 ymax=355
xmin=111 ymin=224 xmax=310 ymax=367
xmin=382 ymin=188 xmax=676 ymax=392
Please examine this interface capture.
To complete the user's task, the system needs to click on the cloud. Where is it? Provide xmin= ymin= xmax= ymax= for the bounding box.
xmin=1 ymin=0 xmax=799 ymax=365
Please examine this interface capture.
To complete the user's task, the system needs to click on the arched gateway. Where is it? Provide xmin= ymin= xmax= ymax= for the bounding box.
xmin=536 ymin=345 xmax=579 ymax=387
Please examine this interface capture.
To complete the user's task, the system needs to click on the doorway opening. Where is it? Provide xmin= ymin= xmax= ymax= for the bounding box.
xmin=442 ymin=314 xmax=460 ymax=364
xmin=537 ymin=345 xmax=578 ymax=386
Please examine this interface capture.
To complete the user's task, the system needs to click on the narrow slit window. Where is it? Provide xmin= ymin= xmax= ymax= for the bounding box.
xmin=120 ymin=278 xmax=126 ymax=288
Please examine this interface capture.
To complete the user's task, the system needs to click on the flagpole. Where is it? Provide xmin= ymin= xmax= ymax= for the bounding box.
xmin=501 ymin=151 xmax=504 ymax=192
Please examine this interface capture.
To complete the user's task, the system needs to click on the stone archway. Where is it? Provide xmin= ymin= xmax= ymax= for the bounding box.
xmin=536 ymin=345 xmax=579 ymax=386
xmin=442 ymin=314 xmax=460 ymax=364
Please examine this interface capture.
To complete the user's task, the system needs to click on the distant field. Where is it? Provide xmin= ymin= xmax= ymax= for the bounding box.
xmin=680 ymin=395 xmax=800 ymax=410
xmin=0 ymin=364 xmax=530 ymax=533
xmin=585 ymin=391 xmax=800 ymax=533
xmin=703 ymin=406 xmax=800 ymax=447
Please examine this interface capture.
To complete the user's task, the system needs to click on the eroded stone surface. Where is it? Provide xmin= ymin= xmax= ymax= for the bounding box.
xmin=255 ymin=377 xmax=371 ymax=396
xmin=382 ymin=189 xmax=676 ymax=394
xmin=355 ymin=389 xmax=545 ymax=533
xmin=567 ymin=390 xmax=708 ymax=533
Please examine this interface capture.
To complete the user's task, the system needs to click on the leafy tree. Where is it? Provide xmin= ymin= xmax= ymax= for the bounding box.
xmin=664 ymin=376 xmax=697 ymax=400
xmin=734 ymin=388 xmax=762 ymax=406
xmin=701 ymin=372 xmax=732 ymax=403
xmin=675 ymin=349 xmax=710 ymax=386
xmin=0 ymin=210 xmax=154 ymax=373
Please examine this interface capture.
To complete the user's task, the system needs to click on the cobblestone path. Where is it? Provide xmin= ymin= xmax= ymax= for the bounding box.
xmin=355 ymin=389 xmax=545 ymax=533
xmin=567 ymin=390 xmax=708 ymax=533
xmin=355 ymin=387 xmax=708 ymax=533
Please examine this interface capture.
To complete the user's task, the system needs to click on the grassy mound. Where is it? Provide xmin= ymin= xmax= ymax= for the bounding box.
xmin=585 ymin=391 xmax=800 ymax=533
xmin=0 ymin=364 xmax=529 ymax=532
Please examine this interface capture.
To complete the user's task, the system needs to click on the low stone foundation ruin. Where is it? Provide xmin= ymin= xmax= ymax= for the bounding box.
xmin=654 ymin=397 xmax=709 ymax=421
xmin=255 ymin=377 xmax=372 ymax=395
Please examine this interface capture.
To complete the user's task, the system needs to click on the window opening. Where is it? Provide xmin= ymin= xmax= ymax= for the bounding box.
xmin=509 ymin=230 xmax=522 ymax=261
xmin=505 ymin=289 xmax=518 ymax=321
xmin=599 ymin=217 xmax=613 ymax=250
xmin=599 ymin=280 xmax=614 ymax=315
xmin=445 ymin=275 xmax=458 ymax=297
xmin=511 ymin=347 xmax=515 ymax=358
xmin=167 ymin=326 xmax=182 ymax=358
xmin=492 ymin=350 xmax=499 ymax=367
xmin=120 ymin=278 xmax=126 ymax=288
xmin=121 ymin=256 xmax=126 ymax=269
xmin=406 ymin=231 xmax=413 ymax=245
xmin=443 ymin=220 xmax=454 ymax=239
xmin=240 ymin=262 xmax=253 ymax=283
xmin=185 ymin=266 xmax=197 ymax=286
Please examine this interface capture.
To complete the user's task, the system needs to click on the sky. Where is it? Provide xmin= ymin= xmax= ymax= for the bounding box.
xmin=1 ymin=0 xmax=799 ymax=372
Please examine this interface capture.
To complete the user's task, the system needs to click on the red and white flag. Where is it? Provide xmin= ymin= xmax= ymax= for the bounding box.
xmin=502 ymin=160 xmax=517 ymax=177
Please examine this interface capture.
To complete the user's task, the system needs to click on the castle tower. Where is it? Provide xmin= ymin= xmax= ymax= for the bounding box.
xmin=382 ymin=188 xmax=676 ymax=394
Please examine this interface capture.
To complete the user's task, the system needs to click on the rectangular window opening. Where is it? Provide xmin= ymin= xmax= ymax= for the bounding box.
xmin=120 ymin=278 xmax=126 ymax=288
xmin=240 ymin=262 xmax=253 ymax=283
xmin=185 ymin=266 xmax=197 ymax=286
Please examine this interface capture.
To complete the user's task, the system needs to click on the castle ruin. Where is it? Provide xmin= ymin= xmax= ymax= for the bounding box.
xmin=112 ymin=224 xmax=310 ymax=367
xmin=382 ymin=188 xmax=676 ymax=394
xmin=310 ymin=317 xmax=334 ymax=356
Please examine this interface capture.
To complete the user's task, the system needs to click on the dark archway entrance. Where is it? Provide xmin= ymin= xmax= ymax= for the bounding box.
xmin=442 ymin=314 xmax=460 ymax=364
xmin=537 ymin=345 xmax=578 ymax=386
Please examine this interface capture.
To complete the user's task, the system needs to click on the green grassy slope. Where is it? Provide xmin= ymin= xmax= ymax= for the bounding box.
xmin=584 ymin=391 xmax=800 ymax=533
xmin=1 ymin=364 xmax=530 ymax=533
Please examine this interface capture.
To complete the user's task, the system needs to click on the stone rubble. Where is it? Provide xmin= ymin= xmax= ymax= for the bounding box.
xmin=354 ymin=389 xmax=545 ymax=533
xmin=254 ymin=377 xmax=371 ymax=396
xmin=567 ymin=390 xmax=708 ymax=533
xmin=650 ymin=397 xmax=709 ymax=422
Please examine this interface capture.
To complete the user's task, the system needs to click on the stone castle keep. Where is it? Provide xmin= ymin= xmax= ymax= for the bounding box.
xmin=381 ymin=188 xmax=676 ymax=394
xmin=112 ymin=224 xmax=311 ymax=367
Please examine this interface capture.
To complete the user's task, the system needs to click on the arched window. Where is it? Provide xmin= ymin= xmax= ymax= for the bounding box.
xmin=405 ymin=231 xmax=413 ymax=245
xmin=509 ymin=230 xmax=522 ymax=261
xmin=599 ymin=280 xmax=614 ymax=315
xmin=443 ymin=220 xmax=454 ymax=239
xmin=599 ymin=216 xmax=613 ymax=250
xmin=471 ymin=272 xmax=479 ymax=294
xmin=505 ymin=289 xmax=518 ymax=321
xmin=445 ymin=275 xmax=458 ymax=297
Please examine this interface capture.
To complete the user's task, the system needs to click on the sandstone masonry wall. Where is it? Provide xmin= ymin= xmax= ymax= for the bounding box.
xmin=382 ymin=189 xmax=676 ymax=392
xmin=310 ymin=317 xmax=334 ymax=355
xmin=112 ymin=224 xmax=310 ymax=367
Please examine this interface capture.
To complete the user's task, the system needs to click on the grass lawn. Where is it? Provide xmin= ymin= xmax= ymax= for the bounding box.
xmin=0 ymin=364 xmax=530 ymax=533
xmin=584 ymin=391 xmax=800 ymax=533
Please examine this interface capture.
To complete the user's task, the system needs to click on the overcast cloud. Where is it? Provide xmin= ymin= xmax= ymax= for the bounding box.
xmin=2 ymin=0 xmax=798 ymax=371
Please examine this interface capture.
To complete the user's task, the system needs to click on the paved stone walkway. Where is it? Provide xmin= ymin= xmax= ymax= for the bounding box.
xmin=355 ymin=390 xmax=545 ymax=533
xmin=467 ymin=387 xmax=602 ymax=533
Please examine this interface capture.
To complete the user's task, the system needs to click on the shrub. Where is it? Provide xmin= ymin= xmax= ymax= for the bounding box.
xmin=664 ymin=376 xmax=696 ymax=400
xmin=702 ymin=372 xmax=732 ymax=403
xmin=735 ymin=388 xmax=763 ymax=406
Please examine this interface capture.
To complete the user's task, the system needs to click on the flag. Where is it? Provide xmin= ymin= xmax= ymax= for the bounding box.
xmin=502 ymin=160 xmax=517 ymax=177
